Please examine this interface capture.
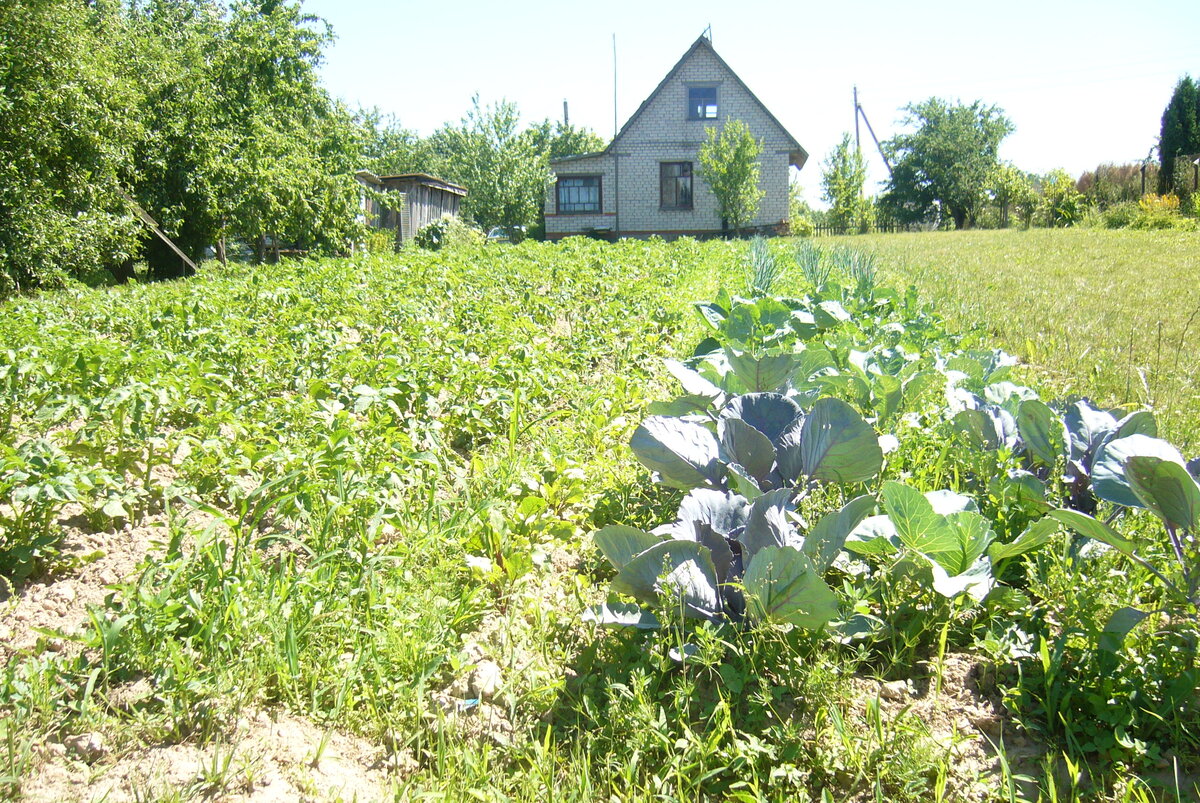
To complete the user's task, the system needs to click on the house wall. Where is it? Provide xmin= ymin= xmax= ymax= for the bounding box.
xmin=544 ymin=153 xmax=617 ymax=238
xmin=546 ymin=43 xmax=795 ymax=239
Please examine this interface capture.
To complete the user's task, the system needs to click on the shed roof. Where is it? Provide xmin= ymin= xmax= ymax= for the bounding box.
xmin=378 ymin=173 xmax=468 ymax=196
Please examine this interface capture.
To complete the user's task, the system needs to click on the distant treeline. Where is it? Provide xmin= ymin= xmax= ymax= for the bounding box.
xmin=0 ymin=0 xmax=604 ymax=297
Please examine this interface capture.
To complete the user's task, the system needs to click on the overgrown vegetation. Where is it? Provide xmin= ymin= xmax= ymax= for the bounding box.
xmin=1 ymin=234 xmax=1196 ymax=800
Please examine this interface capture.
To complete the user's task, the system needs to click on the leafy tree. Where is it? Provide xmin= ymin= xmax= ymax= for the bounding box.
xmin=360 ymin=111 xmax=438 ymax=176
xmin=522 ymin=120 xmax=606 ymax=161
xmin=820 ymin=134 xmax=870 ymax=232
xmin=430 ymin=96 xmax=548 ymax=233
xmin=126 ymin=0 xmax=364 ymax=276
xmin=1158 ymin=76 xmax=1200 ymax=195
xmin=0 ymin=0 xmax=142 ymax=296
xmin=788 ymin=178 xmax=815 ymax=236
xmin=881 ymin=98 xmax=1013 ymax=229
xmin=698 ymin=118 xmax=765 ymax=234
xmin=989 ymin=163 xmax=1037 ymax=228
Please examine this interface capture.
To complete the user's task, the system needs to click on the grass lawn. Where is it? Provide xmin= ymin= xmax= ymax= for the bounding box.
xmin=831 ymin=228 xmax=1200 ymax=447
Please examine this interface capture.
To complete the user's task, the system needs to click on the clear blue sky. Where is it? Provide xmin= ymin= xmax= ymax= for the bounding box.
xmin=303 ymin=0 xmax=1200 ymax=207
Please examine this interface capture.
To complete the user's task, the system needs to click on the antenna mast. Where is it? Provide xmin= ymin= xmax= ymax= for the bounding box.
xmin=612 ymin=34 xmax=618 ymax=139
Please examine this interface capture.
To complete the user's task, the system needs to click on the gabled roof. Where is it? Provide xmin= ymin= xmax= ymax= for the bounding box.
xmin=606 ymin=34 xmax=808 ymax=170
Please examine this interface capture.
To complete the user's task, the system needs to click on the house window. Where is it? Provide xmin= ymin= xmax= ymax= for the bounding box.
xmin=660 ymin=162 xmax=693 ymax=210
xmin=556 ymin=175 xmax=601 ymax=214
xmin=688 ymin=86 xmax=717 ymax=119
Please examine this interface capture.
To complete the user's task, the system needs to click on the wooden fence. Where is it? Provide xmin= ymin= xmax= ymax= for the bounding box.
xmin=812 ymin=220 xmax=905 ymax=237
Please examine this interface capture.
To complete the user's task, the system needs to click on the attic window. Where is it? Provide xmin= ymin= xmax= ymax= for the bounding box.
xmin=688 ymin=86 xmax=717 ymax=119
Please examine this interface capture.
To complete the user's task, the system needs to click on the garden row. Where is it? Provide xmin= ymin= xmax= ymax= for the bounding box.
xmin=0 ymin=236 xmax=1196 ymax=799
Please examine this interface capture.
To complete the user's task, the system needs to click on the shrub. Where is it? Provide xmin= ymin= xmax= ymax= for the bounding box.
xmin=363 ymin=228 xmax=396 ymax=254
xmin=1131 ymin=193 xmax=1193 ymax=230
xmin=1038 ymin=169 xmax=1087 ymax=227
xmin=1101 ymin=201 xmax=1140 ymax=229
xmin=412 ymin=215 xmax=484 ymax=251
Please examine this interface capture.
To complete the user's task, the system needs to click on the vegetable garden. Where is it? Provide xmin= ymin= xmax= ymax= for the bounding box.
xmin=0 ymin=235 xmax=1196 ymax=801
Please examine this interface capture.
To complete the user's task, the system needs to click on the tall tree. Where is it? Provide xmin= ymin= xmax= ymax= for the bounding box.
xmin=820 ymin=134 xmax=870 ymax=231
xmin=430 ymin=96 xmax=548 ymax=233
xmin=359 ymin=111 xmax=438 ymax=176
xmin=521 ymin=120 xmax=607 ymax=161
xmin=880 ymin=98 xmax=1013 ymax=229
xmin=698 ymin=118 xmax=764 ymax=235
xmin=0 ymin=0 xmax=142 ymax=296
xmin=1158 ymin=76 xmax=1200 ymax=195
xmin=989 ymin=163 xmax=1037 ymax=227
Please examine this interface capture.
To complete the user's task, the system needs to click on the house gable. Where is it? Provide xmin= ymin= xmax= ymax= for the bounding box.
xmin=610 ymin=36 xmax=807 ymax=169
xmin=546 ymin=34 xmax=805 ymax=240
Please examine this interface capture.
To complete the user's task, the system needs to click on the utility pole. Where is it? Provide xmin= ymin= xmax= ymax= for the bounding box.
xmin=563 ymin=99 xmax=569 ymax=126
xmin=853 ymin=85 xmax=861 ymax=157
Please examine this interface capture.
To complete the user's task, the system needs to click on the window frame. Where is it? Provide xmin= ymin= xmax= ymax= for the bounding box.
xmin=687 ymin=85 xmax=718 ymax=120
xmin=555 ymin=174 xmax=603 ymax=215
xmin=659 ymin=161 xmax=694 ymax=211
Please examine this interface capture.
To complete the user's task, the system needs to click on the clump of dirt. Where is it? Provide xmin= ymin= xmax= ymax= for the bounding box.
xmin=848 ymin=653 xmax=1042 ymax=801
xmin=22 ymin=709 xmax=394 ymax=802
xmin=0 ymin=504 xmax=220 ymax=667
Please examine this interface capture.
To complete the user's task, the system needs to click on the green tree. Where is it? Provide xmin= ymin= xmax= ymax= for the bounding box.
xmin=1158 ymin=76 xmax=1200 ymax=195
xmin=989 ymin=163 xmax=1037 ymax=228
xmin=881 ymin=98 xmax=1013 ymax=229
xmin=126 ymin=0 xmax=364 ymax=276
xmin=820 ymin=134 xmax=870 ymax=232
xmin=430 ymin=96 xmax=548 ymax=233
xmin=359 ymin=111 xmax=438 ymax=176
xmin=0 ymin=0 xmax=142 ymax=295
xmin=522 ymin=120 xmax=607 ymax=161
xmin=698 ymin=118 xmax=765 ymax=235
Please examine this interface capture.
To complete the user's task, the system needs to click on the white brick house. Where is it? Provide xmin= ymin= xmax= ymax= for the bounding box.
xmin=545 ymin=34 xmax=807 ymax=240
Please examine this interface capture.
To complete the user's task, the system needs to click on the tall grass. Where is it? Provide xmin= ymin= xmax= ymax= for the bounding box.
xmin=834 ymin=228 xmax=1200 ymax=446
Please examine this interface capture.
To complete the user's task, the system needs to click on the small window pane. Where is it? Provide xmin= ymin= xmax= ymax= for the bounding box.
xmin=689 ymin=86 xmax=717 ymax=119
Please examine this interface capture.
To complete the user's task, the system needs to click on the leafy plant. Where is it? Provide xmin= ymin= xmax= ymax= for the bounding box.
xmin=587 ymin=488 xmax=874 ymax=630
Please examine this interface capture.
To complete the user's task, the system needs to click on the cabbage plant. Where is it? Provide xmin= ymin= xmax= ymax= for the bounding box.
xmin=844 ymin=481 xmax=1056 ymax=602
xmin=1051 ymin=438 xmax=1200 ymax=607
xmin=630 ymin=392 xmax=883 ymax=498
xmin=585 ymin=489 xmax=875 ymax=630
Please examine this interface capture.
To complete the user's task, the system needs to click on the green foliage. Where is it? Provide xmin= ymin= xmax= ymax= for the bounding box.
xmin=989 ymin=163 xmax=1038 ymax=228
xmin=412 ymin=215 xmax=485 ymax=251
xmin=881 ymin=97 xmax=1014 ymax=229
xmin=698 ymin=118 xmax=765 ymax=234
xmin=1078 ymin=163 xmax=1157 ymax=210
xmin=0 ymin=0 xmax=368 ymax=291
xmin=1158 ymin=75 xmax=1200 ymax=195
xmin=820 ymin=134 xmax=871 ymax=232
xmin=788 ymin=179 xmax=816 ymax=236
xmin=1038 ymin=169 xmax=1088 ymax=227
xmin=359 ymin=110 xmax=437 ymax=176
xmin=0 ymin=0 xmax=142 ymax=296
xmin=429 ymin=96 xmax=549 ymax=233
xmin=521 ymin=119 xmax=607 ymax=161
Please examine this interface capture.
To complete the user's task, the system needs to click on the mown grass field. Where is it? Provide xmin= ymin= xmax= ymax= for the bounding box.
xmin=834 ymin=229 xmax=1200 ymax=447
xmin=0 ymin=234 xmax=1196 ymax=802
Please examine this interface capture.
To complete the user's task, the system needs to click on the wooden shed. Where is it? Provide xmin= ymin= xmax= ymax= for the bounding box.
xmin=356 ymin=170 xmax=468 ymax=246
